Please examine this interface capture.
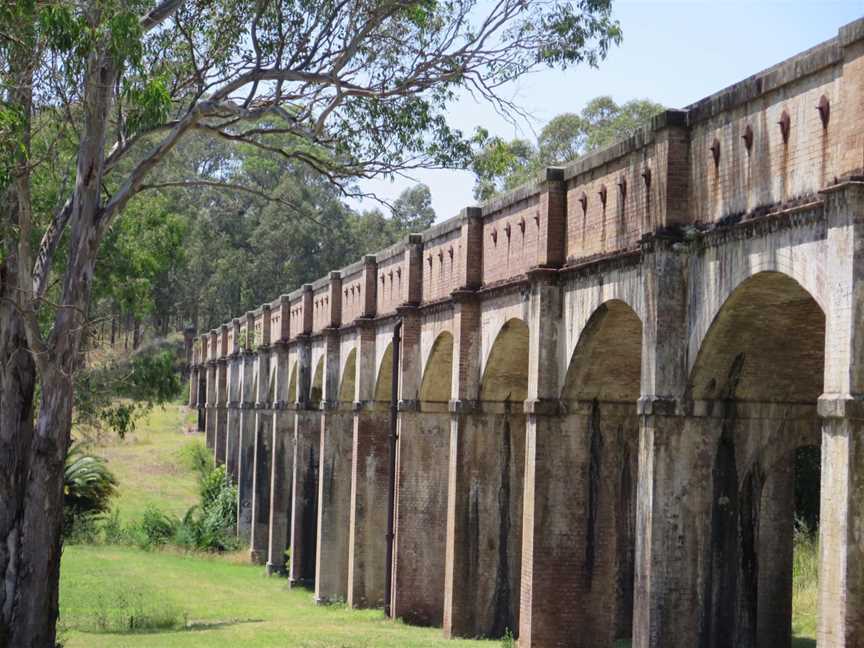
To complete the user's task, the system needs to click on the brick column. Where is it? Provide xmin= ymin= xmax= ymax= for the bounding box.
xmin=187 ymin=331 xmax=198 ymax=408
xmin=267 ymin=338 xmax=295 ymax=575
xmin=237 ymin=311 xmax=257 ymax=543
xmin=225 ymin=319 xmax=243 ymax=481
xmin=633 ymin=235 xmax=699 ymax=648
xmin=348 ymin=322 xmax=389 ymax=608
xmin=817 ymin=181 xmax=864 ymax=648
xmin=214 ymin=324 xmax=229 ymax=465
xmin=196 ymin=341 xmax=207 ymax=433
xmin=204 ymin=330 xmax=218 ymax=451
xmin=250 ymin=306 xmax=273 ymax=564
xmin=289 ymin=335 xmax=319 ymax=588
xmin=315 ymin=330 xmax=353 ymax=604
xmin=519 ymin=270 xmax=576 ymax=647
xmin=392 ymin=302 xmax=451 ymax=625
xmin=392 ymin=404 xmax=449 ymax=625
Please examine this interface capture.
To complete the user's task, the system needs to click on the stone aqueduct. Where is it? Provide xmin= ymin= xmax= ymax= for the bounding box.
xmin=186 ymin=18 xmax=864 ymax=648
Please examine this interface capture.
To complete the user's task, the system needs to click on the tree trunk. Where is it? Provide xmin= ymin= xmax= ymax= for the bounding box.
xmin=133 ymin=317 xmax=141 ymax=349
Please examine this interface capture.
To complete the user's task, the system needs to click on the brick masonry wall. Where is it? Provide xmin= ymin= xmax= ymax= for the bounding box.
xmin=376 ymin=254 xmax=407 ymax=315
xmin=422 ymin=229 xmax=463 ymax=302
xmin=311 ymin=285 xmax=332 ymax=335
xmin=340 ymin=269 xmax=366 ymax=324
xmin=482 ymin=196 xmax=540 ymax=284
xmin=688 ymin=65 xmax=840 ymax=223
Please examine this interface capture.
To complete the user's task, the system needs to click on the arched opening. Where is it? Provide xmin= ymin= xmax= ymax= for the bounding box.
xmin=458 ymin=318 xmax=528 ymax=638
xmin=559 ymin=299 xmax=641 ymax=646
xmin=392 ymin=332 xmax=453 ymax=626
xmin=339 ymin=348 xmax=357 ymax=404
xmin=310 ymin=356 xmax=324 ymax=406
xmin=287 ymin=363 xmax=298 ymax=404
xmin=420 ymin=332 xmax=453 ymax=405
xmin=689 ymin=271 xmax=824 ymax=648
xmin=373 ymin=343 xmax=393 ymax=408
xmin=480 ymin=319 xmax=529 ymax=402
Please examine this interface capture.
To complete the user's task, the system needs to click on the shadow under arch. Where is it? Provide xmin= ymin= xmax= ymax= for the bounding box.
xmin=686 ymin=270 xmax=824 ymax=648
xmin=554 ymin=298 xmax=642 ymax=646
xmin=562 ymin=299 xmax=642 ymax=403
xmin=309 ymin=355 xmax=324 ymax=406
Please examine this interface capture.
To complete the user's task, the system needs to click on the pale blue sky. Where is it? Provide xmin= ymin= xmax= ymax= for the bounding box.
xmin=353 ymin=0 xmax=862 ymax=222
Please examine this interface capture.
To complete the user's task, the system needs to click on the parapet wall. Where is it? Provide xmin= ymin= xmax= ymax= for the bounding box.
xmin=194 ymin=17 xmax=864 ymax=357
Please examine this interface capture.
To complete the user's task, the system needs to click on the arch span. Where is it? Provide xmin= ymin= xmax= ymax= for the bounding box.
xmin=480 ymin=318 xmax=529 ymax=403
xmin=562 ymin=299 xmax=642 ymax=403
xmin=689 ymin=271 xmax=825 ymax=403
xmin=339 ymin=348 xmax=357 ymax=403
xmin=310 ymin=356 xmax=324 ymax=405
xmin=420 ymin=332 xmax=453 ymax=404
xmin=373 ymin=342 xmax=393 ymax=405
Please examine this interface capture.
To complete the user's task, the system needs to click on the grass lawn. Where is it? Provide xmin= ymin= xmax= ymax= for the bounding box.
xmin=59 ymin=544 xmax=492 ymax=648
xmin=62 ymin=403 xmax=492 ymax=647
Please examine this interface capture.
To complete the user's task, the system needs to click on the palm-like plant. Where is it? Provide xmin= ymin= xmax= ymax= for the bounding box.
xmin=64 ymin=445 xmax=118 ymax=521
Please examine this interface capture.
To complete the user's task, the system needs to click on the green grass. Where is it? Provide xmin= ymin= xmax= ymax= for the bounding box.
xmin=59 ymin=544 xmax=492 ymax=648
xmin=80 ymin=403 xmax=200 ymax=523
xmin=62 ymin=403 xmax=492 ymax=647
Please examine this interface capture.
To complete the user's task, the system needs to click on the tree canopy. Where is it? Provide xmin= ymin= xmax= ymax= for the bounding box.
xmin=471 ymin=95 xmax=664 ymax=200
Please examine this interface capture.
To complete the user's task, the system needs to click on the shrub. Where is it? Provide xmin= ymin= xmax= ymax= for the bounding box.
xmin=133 ymin=506 xmax=178 ymax=548
xmin=174 ymin=465 xmax=238 ymax=552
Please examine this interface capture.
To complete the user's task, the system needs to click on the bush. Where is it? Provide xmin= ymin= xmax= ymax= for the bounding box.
xmin=133 ymin=506 xmax=178 ymax=548
xmin=174 ymin=465 xmax=238 ymax=552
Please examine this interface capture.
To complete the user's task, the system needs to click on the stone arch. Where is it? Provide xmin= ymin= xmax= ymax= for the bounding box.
xmin=287 ymin=362 xmax=298 ymax=403
xmin=268 ymin=360 xmax=277 ymax=403
xmin=373 ymin=342 xmax=393 ymax=404
xmin=310 ymin=355 xmax=324 ymax=405
xmin=339 ymin=348 xmax=357 ymax=403
xmin=420 ymin=332 xmax=453 ymax=404
xmin=689 ymin=270 xmax=824 ymax=403
xmin=689 ymin=256 xmax=826 ymax=376
xmin=562 ymin=299 xmax=642 ymax=403
xmin=688 ymin=270 xmax=825 ymax=648
xmin=480 ymin=318 xmax=529 ymax=403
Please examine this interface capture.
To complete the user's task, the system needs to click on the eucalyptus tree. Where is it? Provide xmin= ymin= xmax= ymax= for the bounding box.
xmin=0 ymin=0 xmax=620 ymax=643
